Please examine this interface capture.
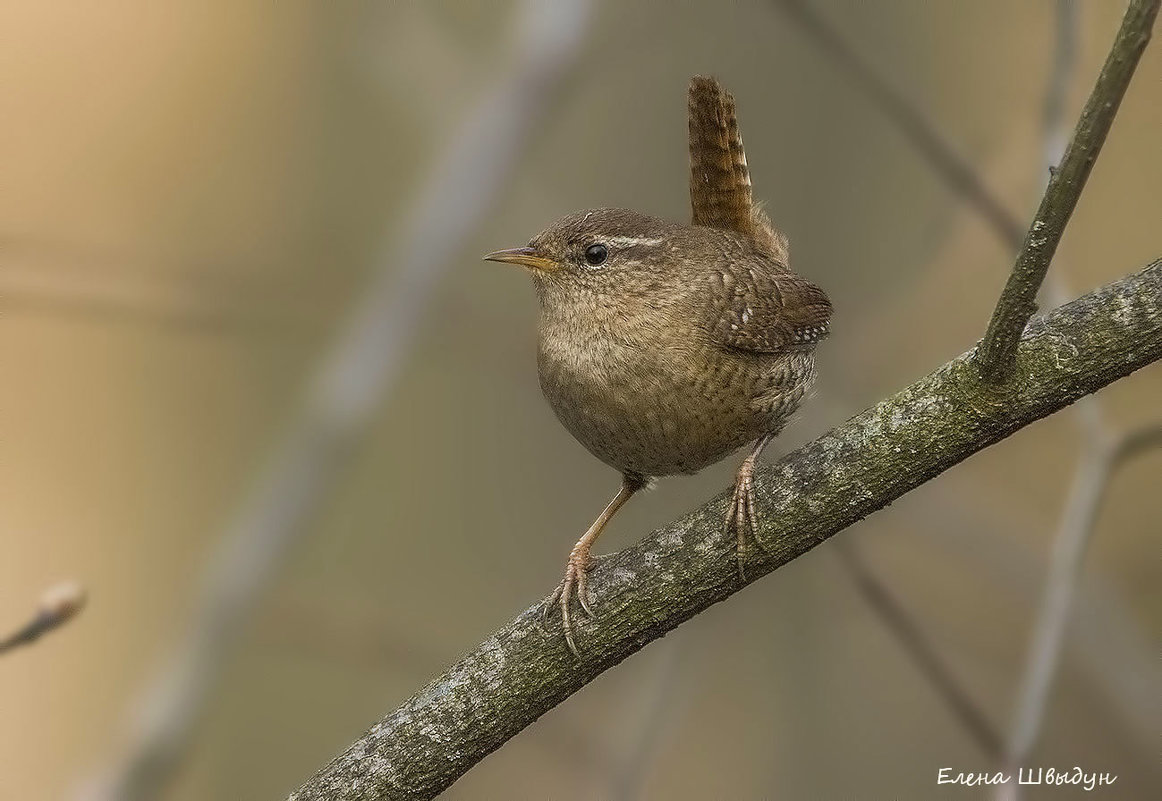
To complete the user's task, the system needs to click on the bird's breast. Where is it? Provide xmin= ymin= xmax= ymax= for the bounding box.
xmin=535 ymin=322 xmax=801 ymax=477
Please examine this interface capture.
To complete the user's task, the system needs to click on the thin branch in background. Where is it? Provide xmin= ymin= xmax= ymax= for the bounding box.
xmin=1037 ymin=0 xmax=1105 ymax=472
xmin=0 ymin=581 xmax=87 ymax=656
xmin=75 ymin=3 xmax=593 ymax=799
xmin=772 ymin=0 xmax=1025 ymax=249
xmin=835 ymin=544 xmax=1003 ymax=758
xmin=902 ymin=478 xmax=1161 ymax=755
xmin=1116 ymin=424 xmax=1162 ymax=462
xmin=977 ymin=0 xmax=1158 ymax=381
xmin=1040 ymin=0 xmax=1080 ymax=243
xmin=1038 ymin=0 xmax=1086 ymax=324
xmin=996 ymin=423 xmax=1162 ymax=801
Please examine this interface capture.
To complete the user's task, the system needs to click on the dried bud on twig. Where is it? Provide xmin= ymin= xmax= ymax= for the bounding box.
xmin=0 ymin=580 xmax=88 ymax=655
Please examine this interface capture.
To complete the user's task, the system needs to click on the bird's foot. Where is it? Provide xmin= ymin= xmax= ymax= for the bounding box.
xmin=725 ymin=467 xmax=761 ymax=581
xmin=542 ymin=548 xmax=608 ymax=656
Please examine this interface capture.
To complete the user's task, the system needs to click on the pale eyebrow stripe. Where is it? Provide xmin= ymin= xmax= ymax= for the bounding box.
xmin=604 ymin=235 xmax=666 ymax=248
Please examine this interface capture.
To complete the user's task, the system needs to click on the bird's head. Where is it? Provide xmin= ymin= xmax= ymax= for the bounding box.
xmin=483 ymin=208 xmax=685 ymax=304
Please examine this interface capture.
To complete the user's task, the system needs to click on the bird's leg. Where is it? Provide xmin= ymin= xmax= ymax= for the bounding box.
xmin=545 ymin=472 xmax=646 ymax=656
xmin=726 ymin=433 xmax=773 ymax=580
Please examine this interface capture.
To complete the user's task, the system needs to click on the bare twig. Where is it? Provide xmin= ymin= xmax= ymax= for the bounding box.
xmin=290 ymin=260 xmax=1161 ymax=800
xmin=977 ymin=0 xmax=1158 ymax=381
xmin=0 ymin=581 xmax=87 ymax=656
xmin=835 ymin=543 xmax=1003 ymax=758
xmin=76 ymin=3 xmax=592 ymax=800
xmin=1116 ymin=423 xmax=1162 ymax=461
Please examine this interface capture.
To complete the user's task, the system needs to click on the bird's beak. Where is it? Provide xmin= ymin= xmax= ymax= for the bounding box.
xmin=482 ymin=246 xmax=558 ymax=272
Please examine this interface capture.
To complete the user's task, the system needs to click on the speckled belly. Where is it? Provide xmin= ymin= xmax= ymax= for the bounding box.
xmin=538 ymin=344 xmax=815 ymax=478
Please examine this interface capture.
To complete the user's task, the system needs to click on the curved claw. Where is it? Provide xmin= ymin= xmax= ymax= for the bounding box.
xmin=541 ymin=583 xmax=564 ymax=634
xmin=561 ymin=569 xmax=580 ymax=657
xmin=576 ymin=588 xmax=597 ymax=620
xmin=544 ymin=551 xmax=605 ymax=657
xmin=725 ymin=471 xmax=759 ymax=581
xmin=575 ymin=562 xmax=600 ymax=620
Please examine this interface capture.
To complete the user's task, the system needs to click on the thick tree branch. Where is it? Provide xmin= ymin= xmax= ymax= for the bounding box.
xmin=977 ymin=0 xmax=1158 ymax=381
xmin=289 ymin=259 xmax=1161 ymax=801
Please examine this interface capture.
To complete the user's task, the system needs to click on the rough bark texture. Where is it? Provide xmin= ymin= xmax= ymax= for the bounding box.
xmin=977 ymin=0 xmax=1158 ymax=380
xmin=289 ymin=259 xmax=1161 ymax=801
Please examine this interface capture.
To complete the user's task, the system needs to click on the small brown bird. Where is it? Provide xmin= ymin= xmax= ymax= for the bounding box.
xmin=485 ymin=77 xmax=831 ymax=655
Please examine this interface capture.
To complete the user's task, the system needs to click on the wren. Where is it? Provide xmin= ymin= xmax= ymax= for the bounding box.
xmin=484 ymin=76 xmax=831 ymax=655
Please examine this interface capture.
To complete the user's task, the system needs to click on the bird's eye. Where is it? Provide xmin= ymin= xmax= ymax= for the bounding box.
xmin=583 ymin=243 xmax=608 ymax=266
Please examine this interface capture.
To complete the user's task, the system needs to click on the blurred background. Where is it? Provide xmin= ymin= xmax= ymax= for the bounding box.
xmin=2 ymin=1 xmax=1159 ymax=799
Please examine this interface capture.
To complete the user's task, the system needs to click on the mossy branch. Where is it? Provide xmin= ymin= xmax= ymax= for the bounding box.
xmin=976 ymin=0 xmax=1158 ymax=382
xmin=289 ymin=259 xmax=1161 ymax=801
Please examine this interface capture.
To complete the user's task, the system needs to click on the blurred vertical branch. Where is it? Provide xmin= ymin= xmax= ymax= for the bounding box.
xmin=836 ymin=544 xmax=1003 ymax=757
xmin=77 ymin=2 xmax=592 ymax=799
xmin=606 ymin=638 xmax=685 ymax=801
xmin=777 ymin=0 xmax=1161 ymax=769
xmin=997 ymin=423 xmax=1162 ymax=801
xmin=998 ymin=2 xmax=1160 ymax=795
